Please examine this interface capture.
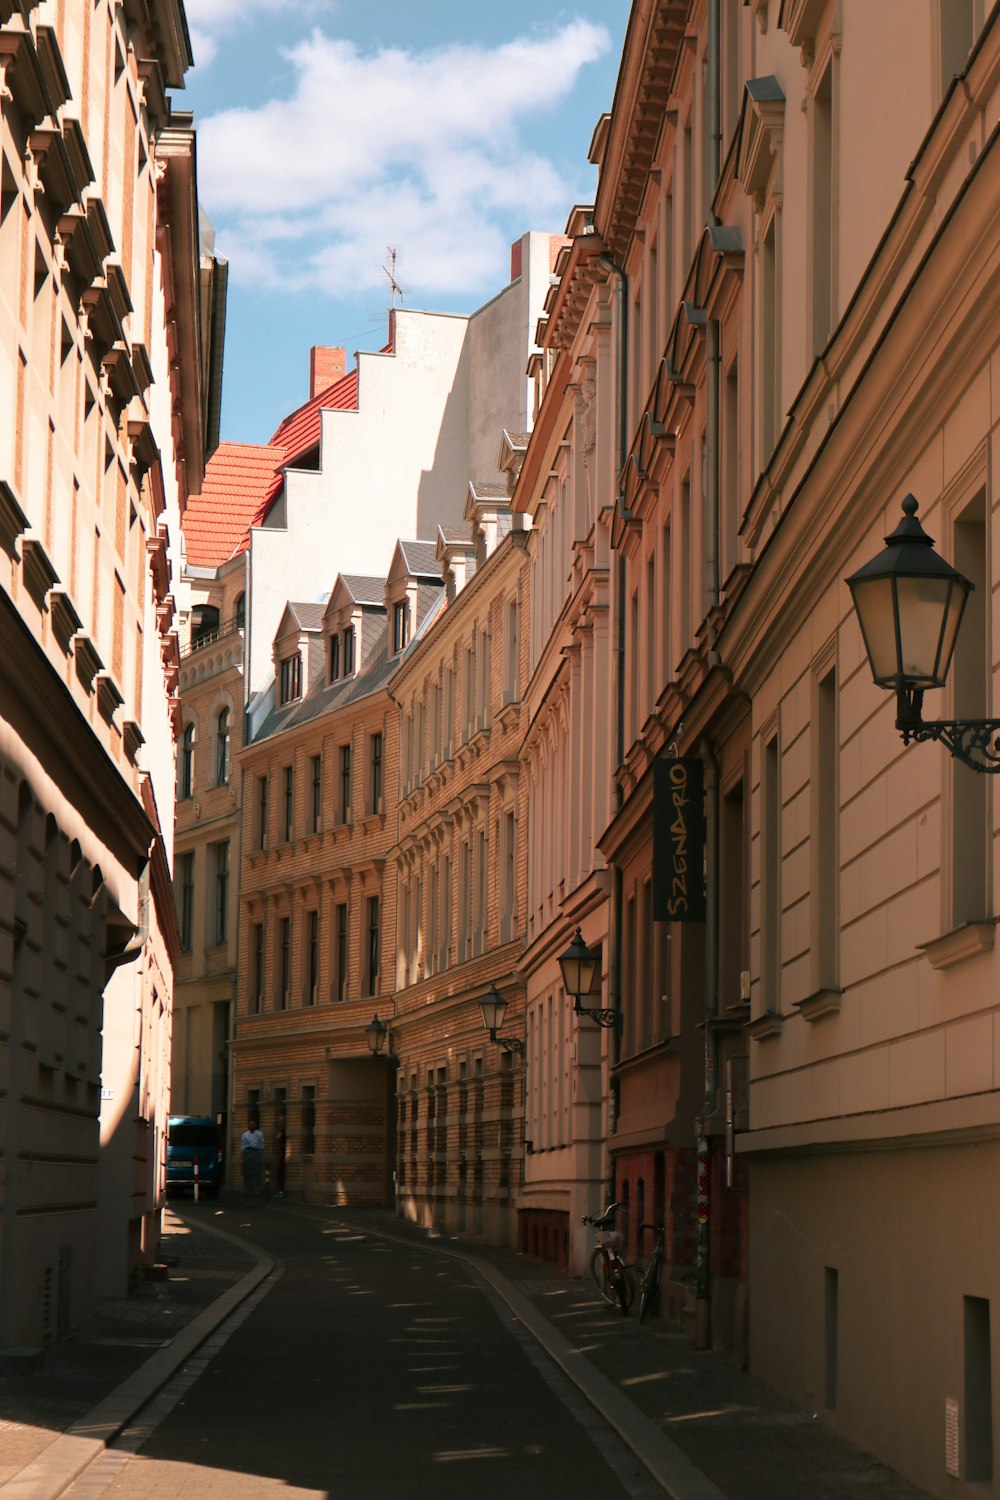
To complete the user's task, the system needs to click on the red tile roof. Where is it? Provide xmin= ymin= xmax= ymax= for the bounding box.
xmin=227 ymin=334 xmax=395 ymax=556
xmin=183 ymin=442 xmax=286 ymax=567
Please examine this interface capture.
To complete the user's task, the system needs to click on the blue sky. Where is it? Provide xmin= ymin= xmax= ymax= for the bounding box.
xmin=180 ymin=1 xmax=630 ymax=442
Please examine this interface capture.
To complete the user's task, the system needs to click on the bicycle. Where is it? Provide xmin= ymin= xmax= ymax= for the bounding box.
xmin=583 ymin=1203 xmax=636 ymax=1315
xmin=637 ymin=1222 xmax=665 ymax=1323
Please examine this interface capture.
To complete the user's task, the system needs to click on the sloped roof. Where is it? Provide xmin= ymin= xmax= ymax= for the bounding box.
xmin=269 ymin=366 xmax=359 ymax=459
xmin=397 ymin=540 xmax=444 ymax=579
xmin=468 ymin=481 xmax=508 ymax=502
xmin=338 ymin=574 xmax=387 ymax=607
xmin=252 ymin=621 xmax=399 ymax=741
xmin=286 ymin=600 xmax=328 ymax=632
xmin=182 ymin=442 xmax=285 ymax=567
xmin=437 ymin=523 xmax=472 ymax=545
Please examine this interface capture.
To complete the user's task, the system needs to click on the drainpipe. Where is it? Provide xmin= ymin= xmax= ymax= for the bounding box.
xmin=695 ymin=736 xmax=720 ymax=1349
xmin=599 ymin=252 xmax=629 ymax=1166
xmin=705 ymin=0 xmax=722 ymax=628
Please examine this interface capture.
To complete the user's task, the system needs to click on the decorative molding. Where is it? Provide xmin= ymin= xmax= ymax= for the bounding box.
xmin=95 ymin=671 xmax=124 ymax=725
xmin=20 ymin=535 xmax=58 ymax=608
xmin=73 ymin=633 xmax=103 ymax=691
xmin=122 ymin=719 xmax=145 ymax=765
xmin=49 ymin=586 xmax=82 ymax=652
xmin=737 ymin=76 xmax=786 ymax=211
xmin=918 ymin=921 xmax=996 ymax=971
xmin=0 ymin=480 xmax=28 ymax=557
xmin=795 ymin=988 xmax=842 ymax=1021
xmin=747 ymin=1010 xmax=784 ymax=1041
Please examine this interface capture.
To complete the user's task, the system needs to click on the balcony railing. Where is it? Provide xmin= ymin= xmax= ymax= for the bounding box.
xmin=181 ymin=616 xmax=243 ymax=660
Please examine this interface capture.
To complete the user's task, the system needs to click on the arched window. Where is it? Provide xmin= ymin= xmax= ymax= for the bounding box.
xmin=216 ymin=707 xmax=231 ymax=786
xmin=180 ymin=724 xmax=195 ymax=799
xmin=235 ymin=592 xmax=246 ymax=631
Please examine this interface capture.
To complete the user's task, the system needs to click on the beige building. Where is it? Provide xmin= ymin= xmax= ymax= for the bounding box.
xmin=520 ymin=4 xmax=1000 ymax=1492
xmin=720 ymin=4 xmax=1000 ymax=1495
xmin=390 ymin=481 xmax=530 ymax=1246
xmin=232 ymin=563 xmax=426 ymax=1202
xmin=0 ymin=0 xmax=220 ymax=1344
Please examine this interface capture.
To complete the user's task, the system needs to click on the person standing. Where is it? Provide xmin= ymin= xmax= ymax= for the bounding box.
xmin=241 ymin=1119 xmax=264 ymax=1194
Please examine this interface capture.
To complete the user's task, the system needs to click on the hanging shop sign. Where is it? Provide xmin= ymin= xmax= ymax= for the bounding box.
xmin=653 ymin=756 xmax=705 ymax=922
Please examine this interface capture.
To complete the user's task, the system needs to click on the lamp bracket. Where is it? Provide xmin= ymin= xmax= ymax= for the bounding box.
xmin=897 ymin=688 xmax=1000 ymax=773
xmin=575 ymin=1002 xmax=622 ymax=1030
xmin=488 ymin=1029 xmax=525 ymax=1057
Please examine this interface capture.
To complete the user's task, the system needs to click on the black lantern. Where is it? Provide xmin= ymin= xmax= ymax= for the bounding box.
xmin=479 ymin=983 xmax=524 ymax=1057
xmin=365 ymin=1013 xmax=388 ymax=1056
xmin=846 ymin=494 xmax=1000 ymax=771
xmin=558 ymin=927 xmax=618 ymax=1029
xmin=557 ymin=927 xmax=600 ymax=1001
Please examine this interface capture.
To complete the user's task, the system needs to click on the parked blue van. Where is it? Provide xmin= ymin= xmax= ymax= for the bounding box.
xmin=166 ymin=1115 xmax=223 ymax=1196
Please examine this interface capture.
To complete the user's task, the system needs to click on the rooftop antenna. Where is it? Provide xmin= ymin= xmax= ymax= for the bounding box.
xmin=383 ymin=246 xmax=406 ymax=308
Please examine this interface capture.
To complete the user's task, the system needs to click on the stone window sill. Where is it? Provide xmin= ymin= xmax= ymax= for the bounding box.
xmin=918 ymin=920 xmax=996 ymax=971
xmin=795 ymin=988 xmax=841 ymax=1022
xmin=747 ymin=1010 xmax=783 ymax=1042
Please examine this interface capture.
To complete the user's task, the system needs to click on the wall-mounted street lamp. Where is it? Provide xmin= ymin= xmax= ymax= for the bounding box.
xmin=558 ymin=927 xmax=619 ymax=1029
xmin=365 ymin=1013 xmax=389 ymax=1055
xmin=847 ymin=494 xmax=1000 ymax=773
xmin=479 ymin=983 xmax=525 ymax=1057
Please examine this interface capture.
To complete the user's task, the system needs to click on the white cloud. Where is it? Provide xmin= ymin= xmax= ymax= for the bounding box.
xmin=196 ymin=21 xmax=609 ymax=303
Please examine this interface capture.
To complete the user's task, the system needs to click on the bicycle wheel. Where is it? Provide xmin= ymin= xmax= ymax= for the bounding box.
xmin=615 ymin=1262 xmax=636 ymax=1316
xmin=639 ymin=1254 xmax=661 ymax=1323
xmin=589 ymin=1246 xmax=619 ymax=1308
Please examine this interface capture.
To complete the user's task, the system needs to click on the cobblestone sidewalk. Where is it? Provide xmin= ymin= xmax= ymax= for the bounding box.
xmin=0 ymin=1207 xmax=252 ymax=1488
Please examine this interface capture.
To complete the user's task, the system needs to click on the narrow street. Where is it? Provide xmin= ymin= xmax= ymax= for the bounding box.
xmin=59 ymin=1204 xmax=660 ymax=1500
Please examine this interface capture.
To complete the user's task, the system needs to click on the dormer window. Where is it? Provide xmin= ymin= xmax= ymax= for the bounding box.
xmin=343 ymin=626 xmax=355 ymax=676
xmin=280 ymin=652 xmax=302 ymax=705
xmin=393 ymin=600 xmax=410 ymax=655
xmin=329 ymin=632 xmax=340 ymax=683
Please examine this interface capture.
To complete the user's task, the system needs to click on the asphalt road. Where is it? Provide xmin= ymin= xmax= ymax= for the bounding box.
xmin=62 ymin=1201 xmax=663 ymax=1500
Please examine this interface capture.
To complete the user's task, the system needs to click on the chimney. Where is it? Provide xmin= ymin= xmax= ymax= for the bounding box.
xmin=310 ymin=345 xmax=346 ymax=399
xmin=510 ymin=238 xmax=523 ymax=283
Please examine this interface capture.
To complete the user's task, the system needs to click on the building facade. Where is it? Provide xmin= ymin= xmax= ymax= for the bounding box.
xmin=390 ymin=486 xmax=530 ymax=1246
xmin=0 ymin=0 xmax=220 ymax=1344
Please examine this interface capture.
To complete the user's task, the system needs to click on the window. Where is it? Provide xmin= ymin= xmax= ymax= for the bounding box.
xmin=366 ymin=895 xmax=380 ymax=994
xmin=283 ymin=764 xmax=294 ymax=842
xmin=278 ymin=915 xmax=290 ymax=1008
xmin=180 ymin=724 xmax=194 ymax=799
xmin=250 ymin=921 xmax=264 ymax=1013
xmin=280 ymin=652 xmax=302 ymax=705
xmin=255 ymin=774 xmax=268 ymax=850
xmin=334 ymin=902 xmax=348 ymax=1001
xmin=339 ymin=743 xmax=351 ymax=823
xmin=503 ymin=598 xmax=519 ymax=704
xmin=235 ymin=591 xmax=245 ymax=630
xmin=761 ymin=730 xmax=781 ymax=1018
xmin=952 ymin=494 xmax=989 ymax=926
xmin=477 ymin=628 xmax=491 ymax=730
xmin=310 ymin=754 xmax=322 ymax=833
xmin=440 ymin=854 xmax=451 ymax=971
xmin=343 ymin=625 xmax=355 ymax=676
xmin=306 ymin=909 xmax=318 ymax=1005
xmin=215 ymin=707 xmax=231 ymax=786
xmin=370 ymin=732 xmax=383 ymax=814
xmin=211 ymin=840 xmax=229 ymax=946
xmin=178 ymin=850 xmax=194 ymax=952
xmin=811 ymin=63 xmax=835 ymax=355
xmin=501 ymin=810 xmax=516 ymax=944
xmin=301 ymin=1085 xmax=316 ymax=1157
xmin=329 ymin=631 xmax=340 ymax=683
xmin=393 ymin=600 xmax=409 ymax=654
xmin=761 ymin=213 xmax=781 ymax=460
xmin=814 ymin=668 xmax=839 ymax=993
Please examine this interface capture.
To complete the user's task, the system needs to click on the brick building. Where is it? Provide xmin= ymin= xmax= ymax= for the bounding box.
xmin=230 ymin=556 xmax=443 ymax=1201
xmin=390 ymin=478 xmax=530 ymax=1245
